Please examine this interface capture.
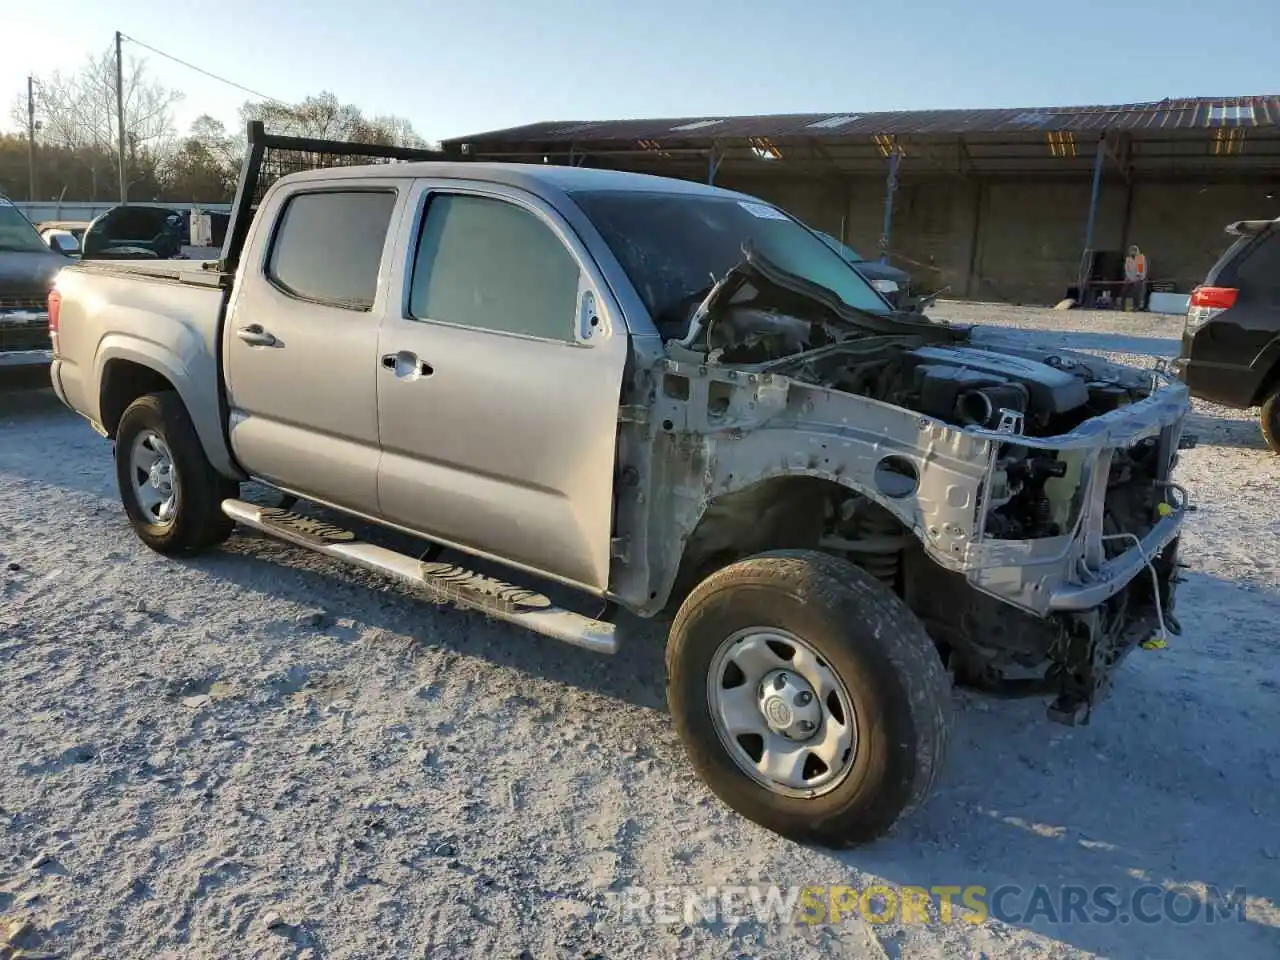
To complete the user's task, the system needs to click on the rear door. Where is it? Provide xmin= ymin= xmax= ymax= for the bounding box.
xmin=224 ymin=181 xmax=404 ymax=515
xmin=374 ymin=181 xmax=628 ymax=592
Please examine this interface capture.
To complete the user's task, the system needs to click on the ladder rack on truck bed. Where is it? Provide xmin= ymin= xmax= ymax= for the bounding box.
xmin=217 ymin=120 xmax=468 ymax=274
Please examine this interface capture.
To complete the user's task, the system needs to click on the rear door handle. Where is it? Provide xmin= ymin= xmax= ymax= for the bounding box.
xmin=381 ymin=351 xmax=433 ymax=379
xmin=236 ymin=324 xmax=279 ymax=347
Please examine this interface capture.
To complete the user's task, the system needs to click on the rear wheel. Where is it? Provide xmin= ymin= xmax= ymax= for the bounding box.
xmin=666 ymin=549 xmax=951 ymax=846
xmin=1261 ymin=389 xmax=1280 ymax=454
xmin=115 ymin=391 xmax=238 ymax=555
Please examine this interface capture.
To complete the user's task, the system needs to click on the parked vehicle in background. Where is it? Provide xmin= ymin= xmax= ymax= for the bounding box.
xmin=815 ymin=230 xmax=913 ymax=307
xmin=1174 ymin=216 xmax=1280 ymax=452
xmin=82 ymin=205 xmax=185 ymax=260
xmin=1 ymin=196 xmax=68 ymax=374
xmin=78 ymin=205 xmax=226 ymax=261
xmin=49 ymin=124 xmax=1191 ymax=846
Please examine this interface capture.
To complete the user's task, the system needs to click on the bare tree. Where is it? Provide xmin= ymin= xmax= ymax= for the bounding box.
xmin=8 ymin=49 xmax=182 ymax=199
xmin=240 ymin=92 xmax=430 ymax=147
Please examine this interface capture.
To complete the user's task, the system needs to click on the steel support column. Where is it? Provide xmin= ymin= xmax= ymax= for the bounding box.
xmin=1079 ymin=134 xmax=1107 ymax=292
xmin=878 ymin=143 xmax=901 ymax=264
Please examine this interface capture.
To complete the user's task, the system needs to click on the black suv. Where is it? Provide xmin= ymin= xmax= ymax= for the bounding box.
xmin=1174 ymin=216 xmax=1280 ymax=452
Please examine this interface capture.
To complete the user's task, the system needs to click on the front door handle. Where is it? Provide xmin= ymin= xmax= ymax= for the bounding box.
xmin=236 ymin=324 xmax=279 ymax=347
xmin=381 ymin=351 xmax=433 ymax=379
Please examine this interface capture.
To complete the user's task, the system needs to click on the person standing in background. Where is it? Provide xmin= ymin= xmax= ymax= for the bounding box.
xmin=1122 ymin=245 xmax=1148 ymax=311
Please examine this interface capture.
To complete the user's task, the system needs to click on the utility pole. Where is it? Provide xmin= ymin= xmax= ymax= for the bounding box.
xmin=115 ymin=30 xmax=127 ymax=205
xmin=26 ymin=75 xmax=37 ymax=201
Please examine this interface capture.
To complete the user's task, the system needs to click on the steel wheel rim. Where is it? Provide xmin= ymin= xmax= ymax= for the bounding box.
xmin=129 ymin=429 xmax=180 ymax=527
xmin=706 ymin=627 xmax=858 ymax=798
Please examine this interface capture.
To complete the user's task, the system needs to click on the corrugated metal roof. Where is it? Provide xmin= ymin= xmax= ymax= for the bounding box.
xmin=446 ymin=96 xmax=1280 ymax=145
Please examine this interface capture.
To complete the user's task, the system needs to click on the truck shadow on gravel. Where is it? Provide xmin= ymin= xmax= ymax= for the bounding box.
xmin=187 ymin=516 xmax=673 ymax=715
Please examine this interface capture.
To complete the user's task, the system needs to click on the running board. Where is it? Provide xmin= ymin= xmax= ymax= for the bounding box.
xmin=221 ymin=499 xmax=617 ymax=654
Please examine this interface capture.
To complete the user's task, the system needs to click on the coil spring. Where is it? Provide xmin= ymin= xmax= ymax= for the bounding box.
xmin=851 ymin=508 xmax=904 ymax=586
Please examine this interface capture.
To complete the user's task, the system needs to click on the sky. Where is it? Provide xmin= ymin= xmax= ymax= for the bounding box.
xmin=2 ymin=0 xmax=1276 ymax=144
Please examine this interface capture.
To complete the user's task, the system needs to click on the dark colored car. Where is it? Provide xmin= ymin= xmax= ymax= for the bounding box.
xmin=0 ymin=197 xmax=68 ymax=369
xmin=1173 ymin=217 xmax=1280 ymax=452
xmin=82 ymin=204 xmax=185 ymax=259
xmin=815 ymin=231 xmax=913 ymax=307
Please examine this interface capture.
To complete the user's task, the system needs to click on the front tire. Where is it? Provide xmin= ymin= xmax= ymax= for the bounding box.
xmin=666 ymin=549 xmax=951 ymax=846
xmin=115 ymin=391 xmax=237 ymax=555
xmin=1261 ymin=389 xmax=1280 ymax=454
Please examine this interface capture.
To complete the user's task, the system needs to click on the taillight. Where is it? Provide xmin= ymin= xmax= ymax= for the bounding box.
xmin=1190 ymin=286 xmax=1238 ymax=310
xmin=48 ymin=289 xmax=61 ymax=357
xmin=1185 ymin=285 xmax=1237 ymax=334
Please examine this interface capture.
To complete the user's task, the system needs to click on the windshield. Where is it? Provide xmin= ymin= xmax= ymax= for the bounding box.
xmin=0 ymin=204 xmax=50 ymax=254
xmin=571 ymin=190 xmax=890 ymax=333
xmin=816 ymin=231 xmax=865 ymax=263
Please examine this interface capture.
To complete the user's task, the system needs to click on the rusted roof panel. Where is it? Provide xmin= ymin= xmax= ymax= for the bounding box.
xmin=446 ymin=96 xmax=1280 ymax=146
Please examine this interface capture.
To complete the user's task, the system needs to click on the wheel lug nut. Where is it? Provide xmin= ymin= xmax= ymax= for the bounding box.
xmin=795 ymin=691 xmax=812 ymax=706
xmin=798 ymin=720 xmax=815 ymax=732
xmin=774 ymin=674 xmax=787 ymax=690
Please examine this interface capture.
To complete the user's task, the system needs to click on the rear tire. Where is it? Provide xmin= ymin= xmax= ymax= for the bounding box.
xmin=666 ymin=549 xmax=951 ymax=846
xmin=1261 ymin=389 xmax=1280 ymax=455
xmin=115 ymin=391 xmax=238 ymax=555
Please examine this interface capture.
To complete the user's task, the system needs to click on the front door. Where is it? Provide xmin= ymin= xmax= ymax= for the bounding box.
xmin=375 ymin=183 xmax=628 ymax=592
xmin=224 ymin=183 xmax=404 ymax=515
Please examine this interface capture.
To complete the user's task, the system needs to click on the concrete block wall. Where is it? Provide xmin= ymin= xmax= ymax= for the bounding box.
xmin=714 ymin=171 xmax=1278 ymax=305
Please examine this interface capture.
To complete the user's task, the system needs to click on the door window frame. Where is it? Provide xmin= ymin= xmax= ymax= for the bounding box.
xmin=396 ymin=181 xmax=616 ymax=346
xmin=258 ymin=185 xmax=402 ymax=312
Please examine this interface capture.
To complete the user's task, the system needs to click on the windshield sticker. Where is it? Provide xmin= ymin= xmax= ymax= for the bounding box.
xmin=738 ymin=201 xmax=789 ymax=221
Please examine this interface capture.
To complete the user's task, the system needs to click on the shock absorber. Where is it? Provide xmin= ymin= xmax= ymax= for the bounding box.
xmin=821 ymin=499 xmax=912 ymax=588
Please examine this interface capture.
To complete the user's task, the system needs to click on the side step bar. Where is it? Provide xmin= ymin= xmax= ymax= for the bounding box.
xmin=221 ymin=499 xmax=618 ymax=654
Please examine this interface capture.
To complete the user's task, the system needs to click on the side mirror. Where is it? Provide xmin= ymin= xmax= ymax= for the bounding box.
xmin=48 ymin=234 xmax=80 ymax=256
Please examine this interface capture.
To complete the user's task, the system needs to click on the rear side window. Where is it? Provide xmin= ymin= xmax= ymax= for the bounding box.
xmin=409 ymin=194 xmax=580 ymax=340
xmin=1228 ymin=231 xmax=1280 ymax=309
xmin=267 ymin=191 xmax=397 ymax=310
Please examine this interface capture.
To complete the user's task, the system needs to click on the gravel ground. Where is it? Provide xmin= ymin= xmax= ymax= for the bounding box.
xmin=1 ymin=304 xmax=1278 ymax=959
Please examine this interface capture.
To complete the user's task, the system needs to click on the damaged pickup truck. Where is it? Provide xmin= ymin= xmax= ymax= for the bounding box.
xmin=49 ymin=124 xmax=1191 ymax=846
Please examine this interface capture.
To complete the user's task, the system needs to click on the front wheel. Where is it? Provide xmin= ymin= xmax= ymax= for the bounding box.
xmin=1261 ymin=389 xmax=1280 ymax=454
xmin=666 ymin=549 xmax=951 ymax=846
xmin=115 ymin=391 xmax=238 ymax=555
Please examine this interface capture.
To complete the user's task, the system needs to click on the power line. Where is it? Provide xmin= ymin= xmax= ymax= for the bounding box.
xmin=119 ymin=32 xmax=286 ymax=105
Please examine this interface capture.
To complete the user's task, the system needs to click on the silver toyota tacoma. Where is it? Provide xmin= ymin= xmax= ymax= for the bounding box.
xmin=48 ymin=124 xmax=1191 ymax=846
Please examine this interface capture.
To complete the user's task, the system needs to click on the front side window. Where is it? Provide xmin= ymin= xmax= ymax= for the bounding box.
xmin=267 ymin=191 xmax=397 ymax=310
xmin=409 ymin=193 xmax=581 ymax=341
xmin=0 ymin=202 xmax=48 ymax=253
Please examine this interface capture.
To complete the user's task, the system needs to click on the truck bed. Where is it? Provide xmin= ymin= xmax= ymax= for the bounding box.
xmin=51 ymin=258 xmax=234 ymax=475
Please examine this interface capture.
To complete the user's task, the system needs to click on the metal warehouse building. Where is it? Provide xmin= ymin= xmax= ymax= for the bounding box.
xmin=443 ymin=96 xmax=1280 ymax=305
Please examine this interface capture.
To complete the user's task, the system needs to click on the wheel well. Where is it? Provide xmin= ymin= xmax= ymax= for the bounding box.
xmin=100 ymin=360 xmax=176 ymax=438
xmin=667 ymin=476 xmax=841 ymax=611
xmin=1251 ymin=355 xmax=1280 ymax=407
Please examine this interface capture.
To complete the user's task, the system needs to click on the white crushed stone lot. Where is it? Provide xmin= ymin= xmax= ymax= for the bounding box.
xmin=1 ymin=304 xmax=1278 ymax=959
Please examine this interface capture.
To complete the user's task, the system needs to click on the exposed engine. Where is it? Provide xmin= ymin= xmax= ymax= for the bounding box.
xmin=668 ymin=249 xmax=1184 ymax=724
xmin=689 ymin=264 xmax=1173 ymax=552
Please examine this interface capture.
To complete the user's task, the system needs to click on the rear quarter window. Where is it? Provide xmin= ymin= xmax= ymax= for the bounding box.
xmin=266 ymin=190 xmax=397 ymax=310
xmin=1232 ymin=230 xmax=1280 ymax=311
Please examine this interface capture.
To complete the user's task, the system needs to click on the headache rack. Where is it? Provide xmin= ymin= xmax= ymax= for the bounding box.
xmin=217 ymin=120 xmax=468 ymax=274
